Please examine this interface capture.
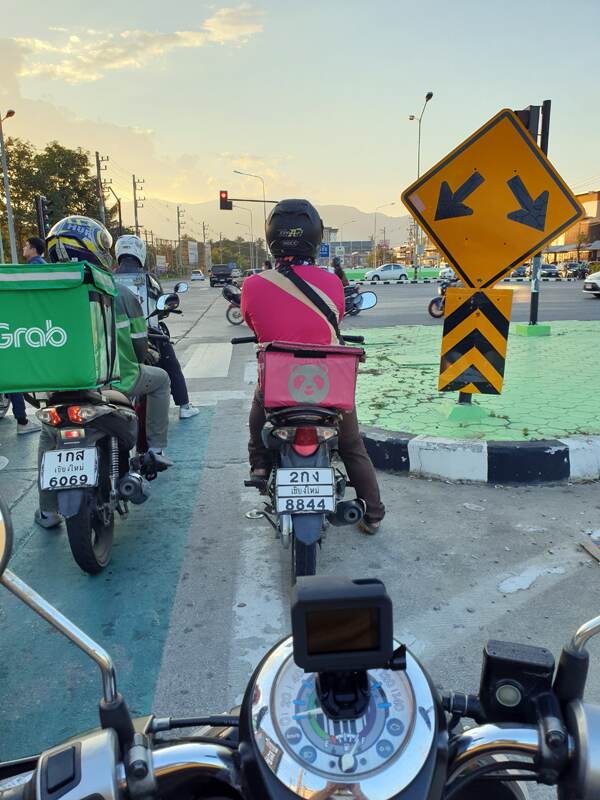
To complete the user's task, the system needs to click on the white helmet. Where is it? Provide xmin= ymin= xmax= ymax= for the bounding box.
xmin=115 ymin=235 xmax=146 ymax=267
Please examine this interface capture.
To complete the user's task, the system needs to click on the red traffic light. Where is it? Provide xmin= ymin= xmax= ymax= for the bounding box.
xmin=219 ymin=190 xmax=233 ymax=211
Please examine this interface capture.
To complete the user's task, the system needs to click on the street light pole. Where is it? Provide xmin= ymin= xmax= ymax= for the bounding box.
xmin=234 ymin=204 xmax=254 ymax=270
xmin=233 ymin=169 xmax=267 ymax=254
xmin=0 ymin=109 xmax=18 ymax=263
xmin=372 ymin=203 xmax=395 ymax=268
xmin=338 ymin=219 xmax=357 ymax=261
xmin=236 ymin=221 xmax=252 ymax=269
xmin=409 ymin=91 xmax=433 ymax=279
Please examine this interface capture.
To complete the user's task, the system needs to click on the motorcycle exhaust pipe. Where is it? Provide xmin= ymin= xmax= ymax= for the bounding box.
xmin=327 ymin=499 xmax=366 ymax=527
xmin=118 ymin=472 xmax=150 ymax=505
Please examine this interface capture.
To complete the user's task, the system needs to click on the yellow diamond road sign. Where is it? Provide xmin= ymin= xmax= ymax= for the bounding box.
xmin=401 ymin=109 xmax=585 ymax=288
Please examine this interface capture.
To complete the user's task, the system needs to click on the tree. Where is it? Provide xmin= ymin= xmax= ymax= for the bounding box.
xmin=575 ymin=225 xmax=588 ymax=262
xmin=0 ymin=137 xmax=116 ymax=261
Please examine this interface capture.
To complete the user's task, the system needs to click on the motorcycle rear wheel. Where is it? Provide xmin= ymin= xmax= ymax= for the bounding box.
xmin=428 ymin=297 xmax=445 ymax=318
xmin=292 ymin=537 xmax=317 ymax=581
xmin=66 ymin=458 xmax=114 ymax=574
xmin=226 ymin=306 xmax=244 ymax=325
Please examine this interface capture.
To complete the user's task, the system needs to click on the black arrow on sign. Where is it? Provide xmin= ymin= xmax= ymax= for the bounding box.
xmin=506 ymin=175 xmax=549 ymax=231
xmin=434 ymin=171 xmax=485 ymax=221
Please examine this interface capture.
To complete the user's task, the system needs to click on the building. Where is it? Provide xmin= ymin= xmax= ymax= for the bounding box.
xmin=546 ymin=190 xmax=600 ymax=263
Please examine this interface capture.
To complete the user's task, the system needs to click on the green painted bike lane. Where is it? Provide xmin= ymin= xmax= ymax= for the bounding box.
xmin=0 ymin=406 xmax=213 ymax=761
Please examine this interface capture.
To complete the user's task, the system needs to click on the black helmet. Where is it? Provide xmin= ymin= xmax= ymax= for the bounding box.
xmin=332 ymin=256 xmax=341 ymax=268
xmin=265 ymin=199 xmax=323 ymax=259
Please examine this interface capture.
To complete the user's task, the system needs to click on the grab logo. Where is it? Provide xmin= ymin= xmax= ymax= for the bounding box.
xmin=0 ymin=320 xmax=68 ymax=349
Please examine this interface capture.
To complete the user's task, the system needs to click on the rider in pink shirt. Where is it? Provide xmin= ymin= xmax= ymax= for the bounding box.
xmin=241 ymin=199 xmax=385 ymax=534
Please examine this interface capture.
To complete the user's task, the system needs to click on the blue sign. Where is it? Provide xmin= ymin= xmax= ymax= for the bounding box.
xmin=228 ymin=261 xmax=237 ymax=268
xmin=319 ymin=243 xmax=330 ymax=257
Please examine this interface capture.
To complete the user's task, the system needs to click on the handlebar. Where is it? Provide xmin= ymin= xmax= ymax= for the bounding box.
xmin=231 ymin=336 xmax=257 ymax=344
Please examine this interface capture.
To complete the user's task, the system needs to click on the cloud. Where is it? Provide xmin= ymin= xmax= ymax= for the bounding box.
xmin=13 ymin=4 xmax=263 ymax=84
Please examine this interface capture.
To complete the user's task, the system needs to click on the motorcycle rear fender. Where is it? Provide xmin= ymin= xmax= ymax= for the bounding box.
xmin=57 ymin=489 xmax=86 ymax=519
xmin=292 ymin=513 xmax=323 ymax=546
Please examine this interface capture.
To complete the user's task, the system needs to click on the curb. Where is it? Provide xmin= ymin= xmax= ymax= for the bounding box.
xmin=361 ymin=426 xmax=600 ymax=484
xmin=352 ymin=277 xmax=580 ymax=286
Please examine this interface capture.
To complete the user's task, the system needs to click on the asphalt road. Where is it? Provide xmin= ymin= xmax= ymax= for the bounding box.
xmin=0 ymin=281 xmax=599 ymax=800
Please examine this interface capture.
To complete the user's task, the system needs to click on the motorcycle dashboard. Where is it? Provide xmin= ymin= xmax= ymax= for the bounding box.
xmin=248 ymin=637 xmax=438 ymax=797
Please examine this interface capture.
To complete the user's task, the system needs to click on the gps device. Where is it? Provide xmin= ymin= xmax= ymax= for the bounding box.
xmin=291 ymin=577 xmax=394 ymax=673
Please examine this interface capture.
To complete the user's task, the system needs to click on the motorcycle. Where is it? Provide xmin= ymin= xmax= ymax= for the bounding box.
xmin=31 ymin=289 xmax=184 ymax=575
xmin=428 ymin=280 xmax=450 ymax=319
xmin=233 ymin=290 xmax=378 ymax=581
xmin=223 ymin=284 xmax=244 ymax=325
xmin=344 ymin=284 xmax=362 ymax=316
xmin=1 ymin=495 xmax=600 ymax=800
xmin=0 ymin=395 xmax=10 ymax=419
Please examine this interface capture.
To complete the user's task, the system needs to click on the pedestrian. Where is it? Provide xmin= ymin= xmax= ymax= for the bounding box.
xmin=6 ymin=236 xmax=47 ymax=434
xmin=22 ymin=236 xmax=46 ymax=264
xmin=263 ymin=260 xmax=272 ymax=270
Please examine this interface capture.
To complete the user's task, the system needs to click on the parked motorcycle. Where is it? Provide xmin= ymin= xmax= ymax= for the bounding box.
xmin=1 ymin=496 xmax=600 ymax=799
xmin=223 ymin=284 xmax=244 ymax=325
xmin=428 ymin=280 xmax=450 ymax=319
xmin=31 ymin=290 xmax=184 ymax=575
xmin=234 ymin=290 xmax=378 ymax=581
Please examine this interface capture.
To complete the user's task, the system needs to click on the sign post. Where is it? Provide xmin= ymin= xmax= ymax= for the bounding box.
xmin=401 ymin=107 xmax=583 ymax=416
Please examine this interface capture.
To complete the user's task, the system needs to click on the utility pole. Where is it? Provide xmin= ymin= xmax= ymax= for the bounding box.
xmin=95 ymin=152 xmax=109 ymax=224
xmin=177 ymin=205 xmax=185 ymax=274
xmin=107 ymin=186 xmax=122 ymax=235
xmin=132 ymin=174 xmax=145 ymax=236
xmin=0 ymin=109 xmax=18 ymax=263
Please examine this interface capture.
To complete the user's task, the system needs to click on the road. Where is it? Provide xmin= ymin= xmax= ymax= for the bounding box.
xmin=0 ymin=282 xmax=599 ymax=800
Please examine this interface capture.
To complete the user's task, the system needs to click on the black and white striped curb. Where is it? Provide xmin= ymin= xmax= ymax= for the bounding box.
xmin=352 ymin=277 xmax=581 ymax=286
xmin=362 ymin=426 xmax=600 ymax=483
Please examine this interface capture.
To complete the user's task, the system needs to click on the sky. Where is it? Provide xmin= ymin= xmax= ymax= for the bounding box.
xmin=1 ymin=0 xmax=599 ymax=222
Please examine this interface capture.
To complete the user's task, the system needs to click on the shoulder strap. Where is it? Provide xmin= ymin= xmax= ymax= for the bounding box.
xmin=279 ymin=264 xmax=342 ymax=342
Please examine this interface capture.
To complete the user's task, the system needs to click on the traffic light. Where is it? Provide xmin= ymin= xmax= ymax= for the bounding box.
xmin=35 ymin=195 xmax=51 ymax=237
xmin=219 ymin=190 xmax=232 ymax=210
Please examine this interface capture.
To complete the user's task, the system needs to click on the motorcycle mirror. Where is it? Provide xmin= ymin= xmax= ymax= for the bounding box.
xmin=0 ymin=494 xmax=14 ymax=578
xmin=356 ymin=291 xmax=377 ymax=310
xmin=156 ymin=293 xmax=180 ymax=312
xmin=174 ymin=281 xmax=189 ymax=294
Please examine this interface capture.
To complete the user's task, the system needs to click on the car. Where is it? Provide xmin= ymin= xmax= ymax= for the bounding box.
xmin=209 ymin=264 xmax=236 ymax=287
xmin=364 ymin=263 xmax=408 ymax=282
xmin=191 ymin=269 xmax=205 ymax=281
xmin=439 ymin=266 xmax=456 ymax=281
xmin=231 ymin=268 xmax=242 ymax=278
xmin=583 ymin=270 xmax=600 ymax=297
xmin=511 ymin=265 xmax=528 ymax=278
xmin=560 ymin=261 xmax=588 ymax=279
xmin=540 ymin=264 xmax=560 ymax=278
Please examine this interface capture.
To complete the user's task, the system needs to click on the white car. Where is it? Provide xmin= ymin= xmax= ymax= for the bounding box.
xmin=191 ymin=270 xmax=205 ymax=281
xmin=583 ymin=270 xmax=600 ymax=298
xmin=364 ymin=263 xmax=408 ymax=282
xmin=439 ymin=266 xmax=456 ymax=281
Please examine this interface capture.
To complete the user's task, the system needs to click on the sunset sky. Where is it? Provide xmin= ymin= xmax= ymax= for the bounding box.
xmin=1 ymin=0 xmax=599 ymax=214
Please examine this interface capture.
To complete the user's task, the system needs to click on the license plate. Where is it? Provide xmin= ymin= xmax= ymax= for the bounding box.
xmin=40 ymin=448 xmax=98 ymax=491
xmin=276 ymin=468 xmax=335 ymax=513
xmin=584 ymin=283 xmax=593 ymax=289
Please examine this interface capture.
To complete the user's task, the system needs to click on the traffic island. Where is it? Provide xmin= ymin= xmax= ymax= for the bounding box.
xmin=357 ymin=322 xmax=600 ymax=483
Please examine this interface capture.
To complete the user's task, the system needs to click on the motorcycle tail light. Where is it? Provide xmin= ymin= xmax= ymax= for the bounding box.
xmin=37 ymin=407 xmax=62 ymax=426
xmin=67 ymin=405 xmax=98 ymax=424
xmin=62 ymin=429 xmax=84 ymax=440
xmin=316 ymin=426 xmax=337 ymax=441
xmin=292 ymin=427 xmax=319 ymax=456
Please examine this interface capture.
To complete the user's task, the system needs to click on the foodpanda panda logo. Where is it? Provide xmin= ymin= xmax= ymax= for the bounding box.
xmin=0 ymin=320 xmax=68 ymax=349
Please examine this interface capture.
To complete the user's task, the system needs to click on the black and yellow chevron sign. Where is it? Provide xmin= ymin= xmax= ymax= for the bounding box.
xmin=439 ymin=288 xmax=513 ymax=394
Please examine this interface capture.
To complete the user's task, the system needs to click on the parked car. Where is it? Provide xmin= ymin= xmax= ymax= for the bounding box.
xmin=583 ymin=270 xmax=600 ymax=297
xmin=510 ymin=265 xmax=528 ymax=278
xmin=209 ymin=264 xmax=236 ymax=287
xmin=524 ymin=263 xmax=559 ymax=278
xmin=191 ymin=269 xmax=205 ymax=281
xmin=439 ymin=265 xmax=456 ymax=281
xmin=560 ymin=261 xmax=588 ymax=278
xmin=364 ymin=263 xmax=408 ymax=282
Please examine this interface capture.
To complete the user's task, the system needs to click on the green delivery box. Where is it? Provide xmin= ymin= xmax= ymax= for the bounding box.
xmin=0 ymin=262 xmax=120 ymax=393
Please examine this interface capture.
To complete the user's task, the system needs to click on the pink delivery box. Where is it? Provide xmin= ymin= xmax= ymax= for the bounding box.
xmin=258 ymin=341 xmax=365 ymax=411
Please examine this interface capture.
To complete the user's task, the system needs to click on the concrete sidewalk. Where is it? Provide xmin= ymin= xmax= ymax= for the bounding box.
xmin=356 ymin=321 xmax=600 ymax=482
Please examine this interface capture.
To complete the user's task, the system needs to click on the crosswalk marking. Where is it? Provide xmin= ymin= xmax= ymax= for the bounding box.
xmin=183 ymin=343 xmax=233 ymax=379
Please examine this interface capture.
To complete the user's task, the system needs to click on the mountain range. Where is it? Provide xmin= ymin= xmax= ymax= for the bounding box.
xmin=119 ymin=199 xmax=412 ymax=245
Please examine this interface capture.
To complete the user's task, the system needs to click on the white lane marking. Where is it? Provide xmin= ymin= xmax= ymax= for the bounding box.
xmin=244 ymin=361 xmax=258 ymax=385
xmin=0 ymin=456 xmax=8 ymax=471
xmin=183 ymin=343 xmax=233 ymax=379
xmin=187 ymin=390 xmax=252 ymax=407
